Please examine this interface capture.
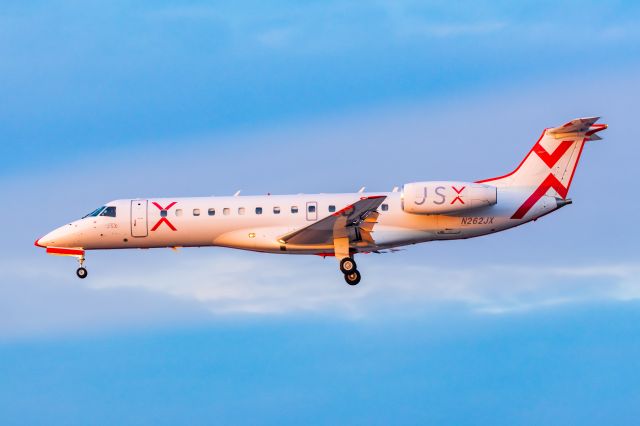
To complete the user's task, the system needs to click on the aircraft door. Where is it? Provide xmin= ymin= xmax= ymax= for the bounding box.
xmin=131 ymin=200 xmax=148 ymax=237
xmin=306 ymin=201 xmax=318 ymax=221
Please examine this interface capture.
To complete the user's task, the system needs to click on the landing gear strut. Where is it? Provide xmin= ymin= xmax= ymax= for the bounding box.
xmin=76 ymin=254 xmax=88 ymax=279
xmin=334 ymin=237 xmax=362 ymax=285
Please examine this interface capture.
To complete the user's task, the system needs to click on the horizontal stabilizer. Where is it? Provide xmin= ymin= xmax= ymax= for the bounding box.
xmin=548 ymin=117 xmax=607 ymax=140
xmin=548 ymin=117 xmax=600 ymax=134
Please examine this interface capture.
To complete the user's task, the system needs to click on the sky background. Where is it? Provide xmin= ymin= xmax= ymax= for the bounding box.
xmin=2 ymin=1 xmax=640 ymax=424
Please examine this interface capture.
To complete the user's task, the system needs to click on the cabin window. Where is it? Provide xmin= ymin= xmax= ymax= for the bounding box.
xmin=328 ymin=205 xmax=336 ymax=213
xmin=100 ymin=206 xmax=116 ymax=217
xmin=175 ymin=209 xmax=183 ymax=217
xmin=255 ymin=207 xmax=263 ymax=215
xmin=308 ymin=204 xmax=316 ymax=213
xmin=208 ymin=208 xmax=215 ymax=216
xmin=160 ymin=210 xmax=167 ymax=217
xmin=223 ymin=208 xmax=230 ymax=215
xmin=381 ymin=204 xmax=389 ymax=211
xmin=273 ymin=206 xmax=281 ymax=214
xmin=291 ymin=206 xmax=298 ymax=214
xmin=193 ymin=208 xmax=200 ymax=216
xmin=238 ymin=207 xmax=245 ymax=215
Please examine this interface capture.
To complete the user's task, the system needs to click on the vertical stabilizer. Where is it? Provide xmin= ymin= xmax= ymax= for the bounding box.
xmin=477 ymin=117 xmax=607 ymax=219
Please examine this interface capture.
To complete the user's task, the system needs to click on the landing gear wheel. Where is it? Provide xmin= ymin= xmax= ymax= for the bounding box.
xmin=76 ymin=267 xmax=88 ymax=279
xmin=339 ymin=257 xmax=357 ymax=274
xmin=344 ymin=269 xmax=361 ymax=286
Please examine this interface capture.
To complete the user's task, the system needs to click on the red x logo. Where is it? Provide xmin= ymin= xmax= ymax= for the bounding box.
xmin=451 ymin=186 xmax=466 ymax=205
xmin=151 ymin=201 xmax=178 ymax=231
xmin=511 ymin=140 xmax=575 ymax=219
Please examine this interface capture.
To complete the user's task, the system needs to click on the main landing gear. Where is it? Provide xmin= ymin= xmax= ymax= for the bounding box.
xmin=340 ymin=256 xmax=361 ymax=286
xmin=76 ymin=255 xmax=88 ymax=279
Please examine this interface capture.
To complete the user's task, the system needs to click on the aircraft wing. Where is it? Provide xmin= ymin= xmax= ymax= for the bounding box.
xmin=279 ymin=196 xmax=387 ymax=246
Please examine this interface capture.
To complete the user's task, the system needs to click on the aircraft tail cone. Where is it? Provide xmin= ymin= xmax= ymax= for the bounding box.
xmin=555 ymin=198 xmax=573 ymax=209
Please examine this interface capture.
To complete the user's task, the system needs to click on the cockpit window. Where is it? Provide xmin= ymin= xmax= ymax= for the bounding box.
xmin=100 ymin=206 xmax=116 ymax=217
xmin=83 ymin=206 xmax=105 ymax=218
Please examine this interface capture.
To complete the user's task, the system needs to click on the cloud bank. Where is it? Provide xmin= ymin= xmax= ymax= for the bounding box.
xmin=2 ymin=250 xmax=638 ymax=339
xmin=2 ymin=69 xmax=638 ymax=338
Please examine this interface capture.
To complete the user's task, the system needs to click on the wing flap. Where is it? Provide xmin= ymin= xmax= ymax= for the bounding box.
xmin=279 ymin=196 xmax=386 ymax=246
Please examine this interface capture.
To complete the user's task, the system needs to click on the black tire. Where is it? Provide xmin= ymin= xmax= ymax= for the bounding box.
xmin=76 ymin=267 xmax=88 ymax=279
xmin=344 ymin=269 xmax=361 ymax=286
xmin=339 ymin=257 xmax=357 ymax=274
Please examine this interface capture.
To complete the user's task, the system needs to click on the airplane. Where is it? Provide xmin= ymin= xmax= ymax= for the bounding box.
xmin=35 ymin=117 xmax=607 ymax=285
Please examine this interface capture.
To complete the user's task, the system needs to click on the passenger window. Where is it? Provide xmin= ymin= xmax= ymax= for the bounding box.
xmin=238 ymin=207 xmax=245 ymax=215
xmin=208 ymin=208 xmax=215 ymax=216
xmin=255 ymin=207 xmax=263 ymax=215
xmin=175 ymin=209 xmax=183 ymax=217
xmin=223 ymin=208 xmax=230 ymax=215
xmin=160 ymin=210 xmax=167 ymax=218
xmin=328 ymin=205 xmax=336 ymax=213
xmin=308 ymin=205 xmax=316 ymax=213
xmin=100 ymin=206 xmax=116 ymax=217
xmin=381 ymin=204 xmax=389 ymax=211
xmin=291 ymin=206 xmax=298 ymax=214
xmin=273 ymin=206 xmax=281 ymax=214
xmin=193 ymin=208 xmax=200 ymax=216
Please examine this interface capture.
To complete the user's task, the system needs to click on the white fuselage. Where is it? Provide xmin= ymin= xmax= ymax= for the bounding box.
xmin=34 ymin=116 xmax=604 ymax=284
xmin=36 ymin=188 xmax=562 ymax=255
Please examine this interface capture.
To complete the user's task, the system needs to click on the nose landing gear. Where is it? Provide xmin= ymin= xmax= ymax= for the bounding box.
xmin=76 ymin=254 xmax=88 ymax=279
xmin=76 ymin=267 xmax=88 ymax=279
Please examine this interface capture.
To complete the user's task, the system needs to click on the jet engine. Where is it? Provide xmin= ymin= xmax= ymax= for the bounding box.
xmin=402 ymin=181 xmax=497 ymax=215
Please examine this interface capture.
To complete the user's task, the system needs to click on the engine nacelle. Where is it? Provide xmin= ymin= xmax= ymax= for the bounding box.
xmin=402 ymin=181 xmax=497 ymax=215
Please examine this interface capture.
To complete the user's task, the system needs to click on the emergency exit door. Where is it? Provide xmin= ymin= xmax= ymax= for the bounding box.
xmin=131 ymin=200 xmax=148 ymax=237
xmin=306 ymin=201 xmax=318 ymax=221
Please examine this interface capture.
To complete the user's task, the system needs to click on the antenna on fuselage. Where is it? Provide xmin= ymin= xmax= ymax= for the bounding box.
xmin=233 ymin=190 xmax=241 ymax=196
xmin=358 ymin=186 xmax=366 ymax=193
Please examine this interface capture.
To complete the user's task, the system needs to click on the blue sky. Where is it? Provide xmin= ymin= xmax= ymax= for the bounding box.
xmin=1 ymin=1 xmax=640 ymax=424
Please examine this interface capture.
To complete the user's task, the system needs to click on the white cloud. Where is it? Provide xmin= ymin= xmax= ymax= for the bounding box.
xmin=0 ymin=267 xmax=210 ymax=340
xmin=3 ymin=250 xmax=638 ymax=339
xmin=51 ymin=252 xmax=640 ymax=318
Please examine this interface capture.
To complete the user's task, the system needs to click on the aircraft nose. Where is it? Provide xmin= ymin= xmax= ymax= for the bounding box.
xmin=35 ymin=230 xmax=57 ymax=248
xmin=35 ymin=224 xmax=79 ymax=248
